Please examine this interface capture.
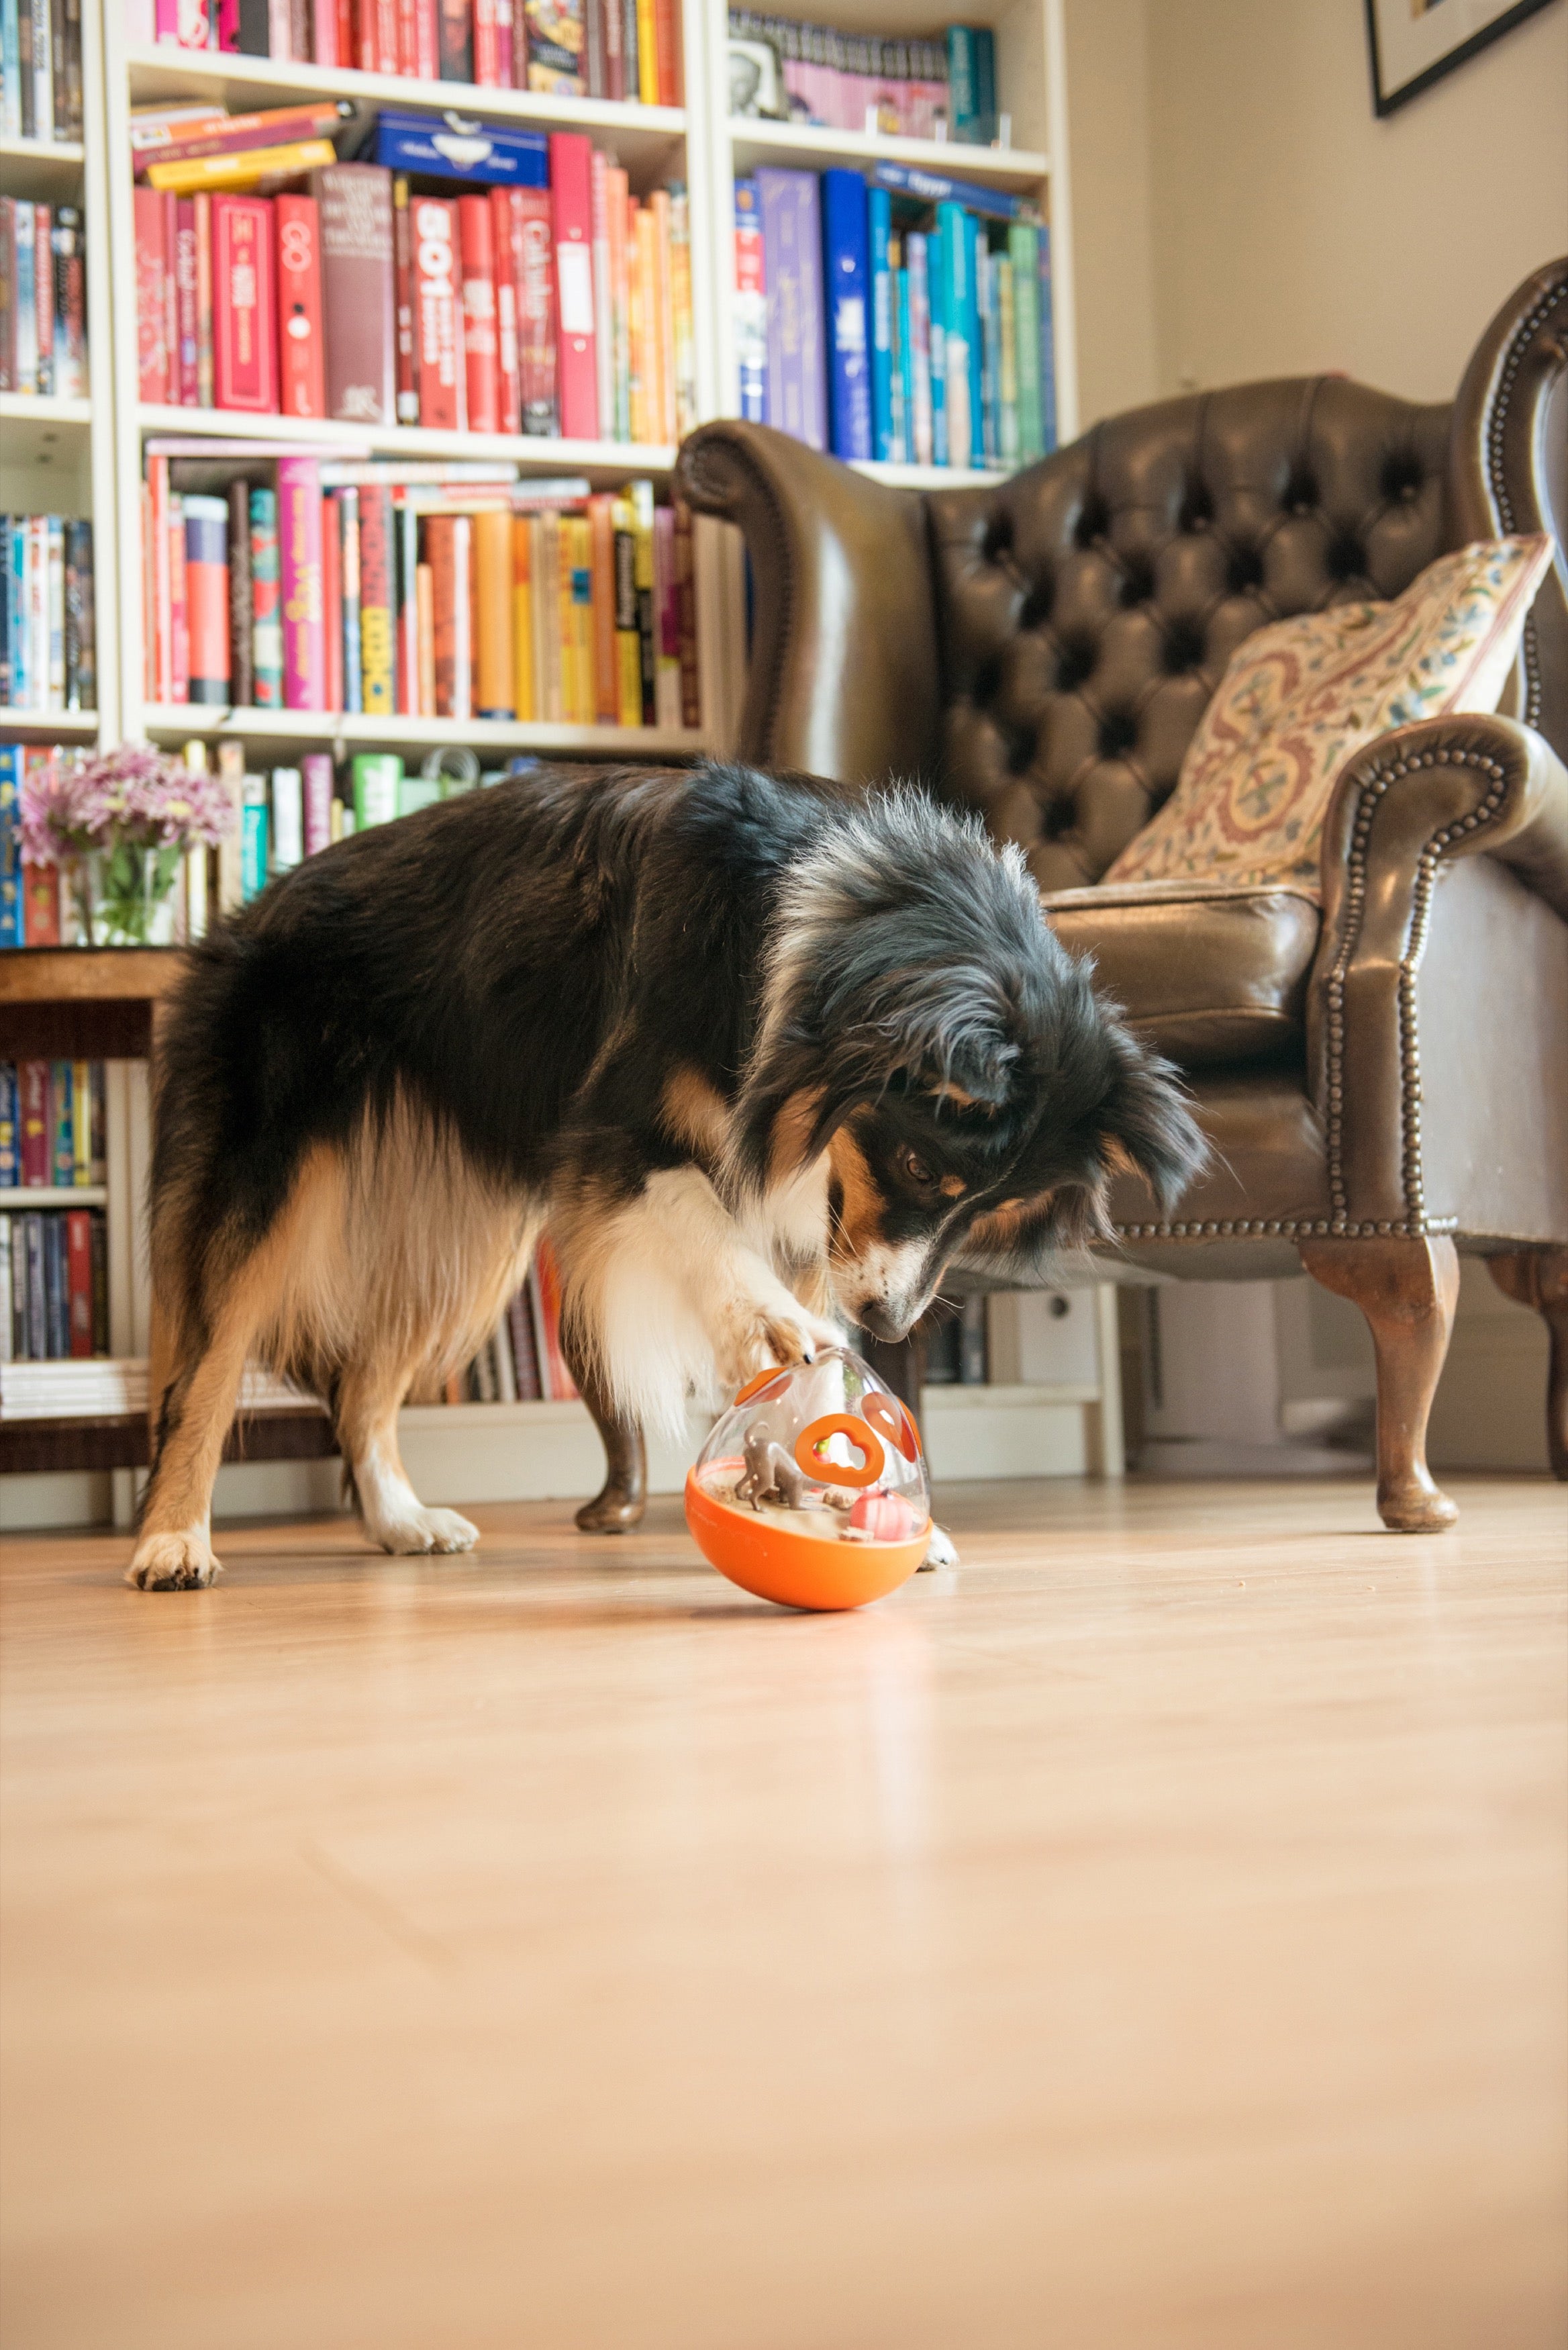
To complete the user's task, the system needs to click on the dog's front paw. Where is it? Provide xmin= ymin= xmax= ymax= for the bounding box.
xmin=721 ymin=1298 xmax=836 ymax=1391
xmin=918 ymin=1523 xmax=960 ymax=1572
xmin=126 ymin=1530 xmax=222 ymax=1591
xmin=369 ymin=1505 xmax=480 ymax=1557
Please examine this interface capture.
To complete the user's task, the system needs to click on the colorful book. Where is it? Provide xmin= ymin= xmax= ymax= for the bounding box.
xmin=549 ymin=133 xmax=597 ymax=440
xmin=277 ymin=454 xmax=324 ymax=710
xmin=312 ymin=162 xmax=395 ymax=428
xmin=275 ymin=191 xmax=325 ymax=420
xmin=757 ymin=167 xmax=826 ymax=453
xmin=822 ymin=167 xmax=871 ymax=463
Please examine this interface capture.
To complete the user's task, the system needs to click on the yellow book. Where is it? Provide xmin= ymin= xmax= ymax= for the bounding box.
xmin=415 ymin=563 xmax=436 ymax=716
xmin=636 ymin=0 xmax=658 ymax=105
xmin=522 ymin=519 xmax=540 ymax=719
xmin=558 ymin=517 xmax=592 ymax=724
xmin=650 ymin=189 xmax=674 ymax=448
xmin=72 ymin=1059 xmax=91 ymax=1185
xmin=669 ymin=191 xmax=695 ymax=439
xmin=145 ymin=138 xmax=337 ymax=194
xmin=537 ymin=512 xmax=562 ymax=724
xmin=633 ymin=205 xmax=658 ymax=446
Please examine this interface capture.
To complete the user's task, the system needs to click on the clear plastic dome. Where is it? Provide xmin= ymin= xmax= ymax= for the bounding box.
xmin=685 ymin=1346 xmax=931 ymax=1611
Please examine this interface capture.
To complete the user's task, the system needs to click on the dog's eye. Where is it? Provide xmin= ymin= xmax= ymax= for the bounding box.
xmin=899 ymin=1148 xmax=938 ymax=1191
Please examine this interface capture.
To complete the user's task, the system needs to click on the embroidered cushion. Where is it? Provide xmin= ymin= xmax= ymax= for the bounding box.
xmin=1104 ymin=535 xmax=1553 ymax=894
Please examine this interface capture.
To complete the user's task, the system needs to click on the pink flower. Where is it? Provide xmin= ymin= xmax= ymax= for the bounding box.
xmin=19 ymin=745 xmax=236 ymax=865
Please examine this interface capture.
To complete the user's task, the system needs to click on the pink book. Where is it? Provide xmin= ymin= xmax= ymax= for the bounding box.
xmin=548 ymin=133 xmax=598 ymax=442
xmin=134 ymin=188 xmax=170 ymax=402
xmin=278 ymin=455 xmax=326 ymax=711
xmin=301 ymin=751 xmax=334 ymax=855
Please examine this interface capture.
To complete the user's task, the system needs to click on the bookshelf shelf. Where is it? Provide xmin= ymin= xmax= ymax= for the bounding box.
xmin=122 ymin=46 xmax=689 ymax=170
xmin=0 ymin=706 xmax=99 ymax=737
xmin=0 ymin=394 xmax=95 ymax=479
xmin=727 ymin=117 xmax=1048 ymax=191
xmin=134 ymin=405 xmax=679 ymax=479
xmin=138 ymin=706 xmax=708 ymax=757
xmin=0 ymin=135 xmax=87 ymax=199
xmin=3 ymin=1186 xmax=109 ymax=1207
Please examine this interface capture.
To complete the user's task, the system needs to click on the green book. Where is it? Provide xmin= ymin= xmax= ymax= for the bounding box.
xmin=352 ymin=753 xmax=403 ymax=831
xmin=1009 ymin=220 xmax=1044 ymax=464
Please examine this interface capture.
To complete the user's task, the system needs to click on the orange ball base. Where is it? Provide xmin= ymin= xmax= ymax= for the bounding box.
xmin=684 ymin=1467 xmax=928 ymax=1612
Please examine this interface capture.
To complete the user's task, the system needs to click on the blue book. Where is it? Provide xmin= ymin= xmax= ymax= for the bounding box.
xmin=894 ymin=263 xmax=913 ymax=465
xmin=871 ymin=162 xmax=1024 ymax=223
xmin=371 ymin=110 xmax=548 ymax=188
xmin=734 ymin=179 xmax=768 ymax=425
xmin=822 ymin=168 xmax=872 ymax=463
xmin=0 ymin=3 xmax=21 ymax=142
xmin=0 ymin=514 xmax=9 ymax=702
xmin=946 ymin=26 xmax=979 ymax=138
xmin=757 ymin=169 xmax=827 ymax=453
xmin=922 ymin=229 xmax=946 ymax=467
xmin=974 ymin=28 xmax=997 ymax=139
xmin=25 ymin=1214 xmax=44 ymax=1358
xmin=868 ymin=185 xmax=894 ymax=464
xmin=240 ymin=776 xmax=268 ymax=904
xmin=0 ymin=1056 xmax=17 ymax=1184
xmin=50 ymin=1060 xmax=72 ymax=1187
xmin=965 ymin=212 xmax=985 ymax=467
xmin=0 ymin=745 xmax=21 ymax=950
xmin=1039 ymin=224 xmax=1057 ymax=453
xmin=10 ymin=520 xmax=27 ymax=706
xmin=43 ymin=1212 xmax=66 ymax=1358
xmin=936 ymin=203 xmax=972 ymax=469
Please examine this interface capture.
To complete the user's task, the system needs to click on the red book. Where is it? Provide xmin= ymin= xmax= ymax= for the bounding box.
xmin=360 ymin=0 xmax=399 ymax=70
xmin=312 ymin=0 xmax=340 ymax=64
xmin=513 ymin=185 xmax=555 ymax=434
xmin=397 ymin=0 xmax=418 ymax=72
xmin=134 ymin=187 xmax=170 ymax=402
xmin=393 ymin=177 xmax=418 ymax=424
xmin=411 ymin=193 xmax=463 ymax=431
xmin=275 ymin=193 xmax=326 ymax=420
xmin=653 ymin=0 xmax=677 ymax=104
xmin=175 ymin=200 xmax=199 ymax=404
xmin=548 ymin=134 xmax=597 ymax=441
xmin=312 ymin=164 xmax=395 ymax=428
xmin=358 ymin=484 xmax=395 ymax=714
xmin=213 ymin=196 xmax=278 ymax=413
xmin=534 ymin=1240 xmax=578 ymax=1401
xmin=427 ymin=513 xmax=471 ymax=720
xmin=458 ymin=194 xmax=499 ymax=436
xmin=474 ymin=0 xmax=500 ymax=81
xmin=322 ymin=492 xmax=342 ymax=711
xmin=19 ymin=1062 xmax=50 ymax=1184
xmin=66 ymin=1211 xmax=93 ymax=1358
xmin=278 ymin=454 xmax=326 ymax=711
xmin=415 ymin=0 xmax=439 ymax=75
xmin=160 ymin=193 xmax=179 ymax=410
xmin=491 ymin=187 xmax=520 ymax=435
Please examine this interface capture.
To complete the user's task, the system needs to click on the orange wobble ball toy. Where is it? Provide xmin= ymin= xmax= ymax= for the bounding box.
xmin=684 ymin=1346 xmax=930 ymax=1611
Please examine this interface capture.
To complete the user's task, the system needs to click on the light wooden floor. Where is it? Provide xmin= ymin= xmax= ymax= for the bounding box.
xmin=1 ymin=1476 xmax=1565 ymax=2350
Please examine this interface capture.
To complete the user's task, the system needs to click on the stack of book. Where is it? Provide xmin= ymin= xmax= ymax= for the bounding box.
xmin=0 ymin=201 xmax=88 ymax=397
xmin=0 ymin=1 xmax=85 ymax=142
xmin=1 ymin=521 xmax=96 ymax=712
xmin=1 ymin=1057 xmax=105 ymax=1188
xmin=133 ymin=110 xmax=696 ymax=446
xmin=142 ymin=452 xmax=698 ymax=728
xmin=0 ymin=1358 xmax=326 ymax=1417
xmin=728 ymin=9 xmax=950 ymax=140
xmin=735 ymin=164 xmax=1055 ymax=470
xmin=139 ymin=0 xmax=681 ymax=107
xmin=1 ymin=1056 xmax=111 ymax=1363
xmin=1 ymin=747 xmax=80 ymax=947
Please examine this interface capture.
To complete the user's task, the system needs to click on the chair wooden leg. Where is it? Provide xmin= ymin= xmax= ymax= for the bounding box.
xmin=1300 ymin=1234 xmax=1460 ymax=1532
xmin=562 ymin=1344 xmax=648 ymax=1534
xmin=1487 ymin=1249 xmax=1568 ymax=1481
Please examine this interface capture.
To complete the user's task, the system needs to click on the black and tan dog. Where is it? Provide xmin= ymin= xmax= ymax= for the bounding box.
xmin=131 ymin=762 xmax=1203 ymax=1590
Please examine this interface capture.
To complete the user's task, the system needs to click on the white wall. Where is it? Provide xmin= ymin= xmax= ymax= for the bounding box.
xmin=1065 ymin=0 xmax=1568 ymax=422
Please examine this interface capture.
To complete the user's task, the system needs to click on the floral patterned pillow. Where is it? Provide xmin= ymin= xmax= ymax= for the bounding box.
xmin=1104 ymin=534 xmax=1553 ymax=894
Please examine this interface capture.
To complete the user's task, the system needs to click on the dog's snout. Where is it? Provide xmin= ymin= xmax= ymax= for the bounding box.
xmin=857 ymin=1299 xmax=915 ymax=1344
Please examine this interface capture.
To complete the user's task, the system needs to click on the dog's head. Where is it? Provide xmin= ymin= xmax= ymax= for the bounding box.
xmin=731 ymin=790 xmax=1206 ymax=1340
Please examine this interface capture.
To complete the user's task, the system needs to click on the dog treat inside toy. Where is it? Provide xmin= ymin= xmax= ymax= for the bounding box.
xmin=685 ymin=1348 xmax=932 ymax=1610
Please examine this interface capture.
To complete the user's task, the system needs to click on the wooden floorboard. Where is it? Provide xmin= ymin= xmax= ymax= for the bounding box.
xmin=1 ymin=1475 xmax=1565 ymax=2349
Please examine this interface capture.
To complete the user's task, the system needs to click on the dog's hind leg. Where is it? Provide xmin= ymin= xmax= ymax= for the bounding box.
xmin=336 ymin=1344 xmax=479 ymax=1557
xmin=569 ymin=1342 xmax=647 ymax=1534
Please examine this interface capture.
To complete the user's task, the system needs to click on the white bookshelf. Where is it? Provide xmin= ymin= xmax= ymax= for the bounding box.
xmin=5 ymin=1 xmax=1104 ymax=1534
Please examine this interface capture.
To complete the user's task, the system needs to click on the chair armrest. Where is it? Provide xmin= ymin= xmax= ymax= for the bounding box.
xmin=674 ymin=420 xmax=942 ymax=784
xmin=1308 ymin=712 xmax=1568 ymax=1236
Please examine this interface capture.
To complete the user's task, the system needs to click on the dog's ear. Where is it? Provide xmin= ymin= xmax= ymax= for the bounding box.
xmin=1093 ymin=1027 xmax=1208 ymax=1212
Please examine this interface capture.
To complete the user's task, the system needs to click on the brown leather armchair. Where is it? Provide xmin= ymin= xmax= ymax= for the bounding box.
xmin=575 ymin=261 xmax=1568 ymax=1539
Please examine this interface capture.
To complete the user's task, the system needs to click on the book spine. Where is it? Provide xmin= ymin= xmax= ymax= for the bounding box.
xmin=44 ymin=1214 xmax=66 ymax=1359
xmin=652 ymin=502 xmax=679 ymax=726
xmin=277 ymin=455 xmax=324 ymax=710
xmin=513 ymin=185 xmax=555 ymax=435
xmin=630 ymin=478 xmax=654 ymax=722
xmin=313 ymin=163 xmax=395 ymax=428
xmin=66 ymin=1203 xmax=91 ymax=1353
xmin=393 ymin=177 xmax=418 ymax=427
xmin=1008 ymin=220 xmax=1041 ymax=463
xmin=358 ymin=481 xmax=394 ymax=715
xmin=50 ymin=1060 xmax=72 ymax=1186
xmin=590 ymin=149 xmax=612 ymax=445
xmin=733 ymin=177 xmax=766 ymax=425
xmin=415 ymin=0 xmax=438 ymax=79
xmin=473 ymin=0 xmax=499 ymax=81
xmin=226 ymin=486 xmax=254 ymax=709
xmin=550 ymin=133 xmax=597 ymax=440
xmin=428 ymin=512 xmax=471 ymax=720
xmin=397 ymin=499 xmax=420 ymax=714
xmin=1038 ymin=224 xmax=1056 ymax=453
xmin=18 ymin=1061 xmax=48 ymax=1186
xmin=240 ymin=771 xmax=267 ymax=901
xmin=869 ymin=184 xmax=893 ymax=463
xmin=946 ymin=24 xmax=977 ymax=139
xmin=275 ymin=190 xmax=326 ymax=420
xmin=184 ymin=493 xmax=230 ymax=703
xmin=168 ymin=494 xmax=189 ymax=702
xmin=757 ymin=167 xmax=825 ymax=453
xmin=71 ymin=1055 xmax=91 ymax=1188
xmin=583 ymin=0 xmax=603 ymax=95
xmin=526 ymin=0 xmax=584 ymax=93
xmin=907 ymin=231 xmax=932 ymax=466
xmin=505 ymin=1287 xmax=542 ymax=1399
xmin=587 ymin=490 xmax=615 ymax=722
xmin=620 ymin=0 xmax=638 ymax=118
xmin=533 ymin=1239 xmax=577 ymax=1399
xmin=411 ymin=193 xmax=463 ymax=432
xmin=134 ymin=186 xmax=170 ymax=403
xmin=457 ymin=192 xmax=499 ymax=435
xmin=50 ymin=205 xmax=87 ymax=401
xmin=652 ymin=0 xmax=676 ymax=103
xmin=491 ymin=187 xmax=519 ymax=436
xmin=322 ymin=486 xmax=344 ymax=710
xmin=270 ymin=764 xmax=303 ymax=869
xmin=194 ymin=193 xmax=214 ymax=404
xmin=62 ymin=517 xmax=93 ymax=710
xmin=650 ymin=187 xmax=675 ymax=446
xmin=313 ymin=0 xmax=338 ymax=64
xmin=438 ymin=0 xmax=471 ymax=79
xmin=0 ymin=755 xmax=21 ymax=949
xmin=473 ymin=504 xmax=513 ymax=718
xmin=966 ymin=211 xmax=985 ymax=465
xmin=249 ymin=483 xmax=282 ymax=705
xmin=674 ymin=496 xmax=698 ymax=728
xmin=509 ymin=512 xmax=532 ymax=718
xmin=936 ymin=202 xmax=973 ymax=471
xmin=350 ymin=751 xmax=401 ymax=828
xmin=301 ymin=751 xmax=334 ymax=855
xmin=213 ymin=195 xmax=278 ymax=412
xmin=822 ymin=167 xmax=871 ymax=463
xmin=634 ymin=0 xmax=655 ymax=103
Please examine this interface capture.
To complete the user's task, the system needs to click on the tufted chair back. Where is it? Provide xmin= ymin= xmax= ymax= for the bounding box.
xmin=930 ymin=378 xmax=1455 ymax=892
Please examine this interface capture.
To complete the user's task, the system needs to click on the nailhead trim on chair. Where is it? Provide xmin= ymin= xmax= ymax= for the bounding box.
xmin=1320 ymin=745 xmax=1510 ymax=1236
xmin=1113 ymin=1217 xmax=1459 ymax=1240
xmin=1483 ymin=272 xmax=1566 ymax=733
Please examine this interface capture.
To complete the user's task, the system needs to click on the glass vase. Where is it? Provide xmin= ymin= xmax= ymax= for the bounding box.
xmin=81 ymin=839 xmax=183 ymax=947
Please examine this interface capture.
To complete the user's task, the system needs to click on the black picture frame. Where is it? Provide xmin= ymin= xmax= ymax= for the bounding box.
xmin=1364 ymin=0 xmax=1558 ymax=117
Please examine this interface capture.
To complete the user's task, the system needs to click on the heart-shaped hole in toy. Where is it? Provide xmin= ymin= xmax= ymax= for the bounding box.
xmin=863 ymin=1389 xmax=921 ymax=1462
xmin=794 ymin=1414 xmax=885 ymax=1489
